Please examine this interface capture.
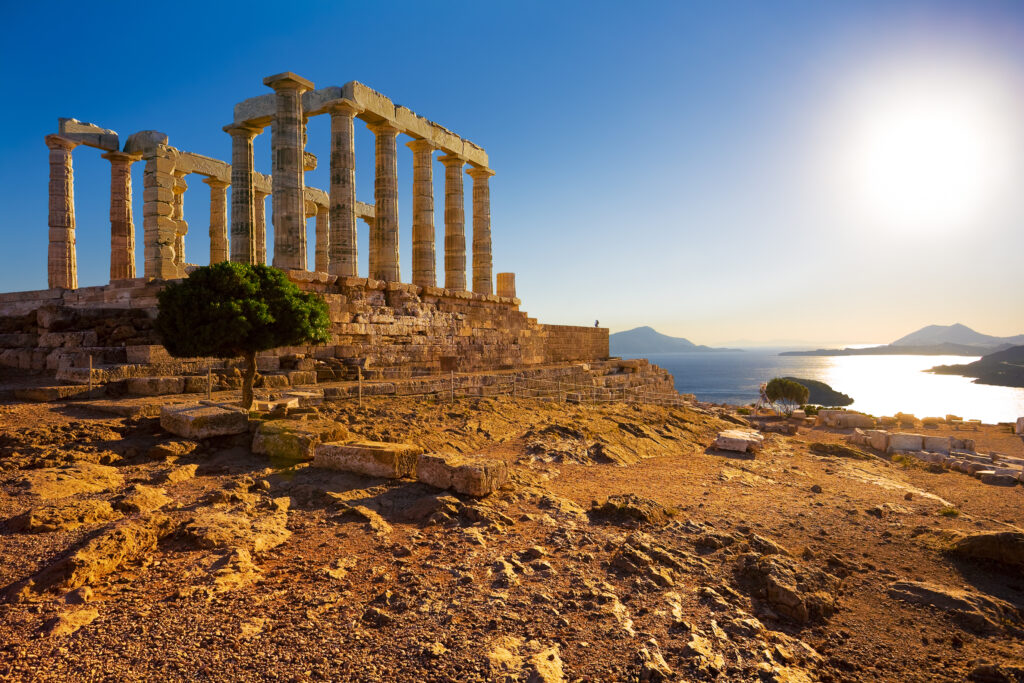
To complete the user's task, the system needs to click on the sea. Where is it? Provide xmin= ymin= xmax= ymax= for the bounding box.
xmin=641 ymin=349 xmax=1024 ymax=425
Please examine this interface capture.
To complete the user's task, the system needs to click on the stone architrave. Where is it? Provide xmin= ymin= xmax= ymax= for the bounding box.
xmin=497 ymin=272 xmax=516 ymax=298
xmin=467 ymin=165 xmax=494 ymax=295
xmin=368 ymin=121 xmax=401 ymax=282
xmin=407 ymin=138 xmax=436 ymax=288
xmin=326 ymin=100 xmax=360 ymax=277
xmin=314 ymin=205 xmax=329 ymax=273
xmin=264 ymin=72 xmax=314 ymax=271
xmin=101 ymin=150 xmax=141 ymax=281
xmin=440 ymin=154 xmax=466 ymax=291
xmin=204 ymin=178 xmax=230 ymax=264
xmin=46 ymin=135 xmax=80 ymax=289
xmin=254 ymin=189 xmax=269 ymax=265
xmin=142 ymin=146 xmax=180 ymax=279
xmin=225 ymin=124 xmax=260 ymax=264
xmin=171 ymin=170 xmax=188 ymax=267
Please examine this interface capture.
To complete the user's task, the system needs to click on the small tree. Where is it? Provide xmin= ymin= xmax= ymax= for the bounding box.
xmin=155 ymin=262 xmax=330 ymax=409
xmin=765 ymin=377 xmax=810 ymax=416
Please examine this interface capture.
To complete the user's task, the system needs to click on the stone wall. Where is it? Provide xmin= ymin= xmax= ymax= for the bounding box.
xmin=542 ymin=324 xmax=610 ymax=364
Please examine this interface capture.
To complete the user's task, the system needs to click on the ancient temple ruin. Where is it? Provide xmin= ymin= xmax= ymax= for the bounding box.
xmin=2 ymin=72 xmax=674 ymax=400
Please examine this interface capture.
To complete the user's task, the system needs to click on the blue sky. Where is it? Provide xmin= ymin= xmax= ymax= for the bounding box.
xmin=2 ymin=0 xmax=1022 ymax=345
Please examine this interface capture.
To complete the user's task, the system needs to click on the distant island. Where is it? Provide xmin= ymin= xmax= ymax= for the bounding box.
xmin=609 ymin=326 xmax=739 ymax=355
xmin=783 ymin=377 xmax=854 ymax=406
xmin=781 ymin=323 xmax=1024 ymax=357
xmin=928 ymin=345 xmax=1024 ymax=389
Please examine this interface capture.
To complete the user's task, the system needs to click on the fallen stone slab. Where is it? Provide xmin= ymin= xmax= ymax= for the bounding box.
xmin=887 ymin=433 xmax=924 ymax=454
xmin=416 ymin=453 xmax=508 ymax=497
xmin=252 ymin=419 xmax=348 ymax=461
xmin=713 ymin=429 xmax=764 ymax=453
xmin=13 ymin=385 xmax=102 ymax=402
xmin=160 ymin=404 xmax=248 ymax=439
xmin=864 ymin=429 xmax=889 ymax=451
xmin=834 ymin=412 xmax=875 ymax=429
xmin=252 ymin=397 xmax=299 ymax=412
xmin=313 ymin=441 xmax=422 ymax=479
xmin=923 ymin=436 xmax=952 ymax=454
xmin=126 ymin=377 xmax=186 ymax=396
xmin=980 ymin=473 xmax=1018 ymax=487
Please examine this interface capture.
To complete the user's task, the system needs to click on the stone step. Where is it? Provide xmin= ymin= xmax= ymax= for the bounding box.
xmin=13 ymin=385 xmax=106 ymax=402
xmin=313 ymin=441 xmax=423 ymax=479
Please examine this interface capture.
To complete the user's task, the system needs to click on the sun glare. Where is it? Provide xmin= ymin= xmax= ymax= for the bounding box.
xmin=831 ymin=58 xmax=1020 ymax=236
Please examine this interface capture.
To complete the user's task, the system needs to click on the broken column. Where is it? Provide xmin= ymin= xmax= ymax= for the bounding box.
xmin=440 ymin=154 xmax=466 ymax=291
xmin=326 ymin=100 xmax=360 ymax=277
xmin=102 ymin=150 xmax=140 ymax=281
xmin=46 ymin=135 xmax=79 ymax=289
xmin=171 ymin=170 xmax=188 ymax=267
xmin=225 ymin=124 xmax=260 ymax=264
xmin=314 ymin=204 xmax=329 ymax=273
xmin=368 ymin=121 xmax=400 ymax=282
xmin=468 ymin=165 xmax=494 ymax=295
xmin=497 ymin=272 xmax=516 ymax=298
xmin=141 ymin=145 xmax=180 ymax=279
xmin=407 ymin=138 xmax=436 ymax=288
xmin=254 ymin=188 xmax=269 ymax=265
xmin=264 ymin=72 xmax=313 ymax=271
xmin=204 ymin=178 xmax=230 ymax=264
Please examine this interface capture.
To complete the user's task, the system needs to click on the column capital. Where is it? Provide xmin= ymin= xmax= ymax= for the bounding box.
xmin=263 ymin=71 xmax=314 ymax=92
xmin=406 ymin=138 xmax=436 ymax=153
xmin=366 ymin=120 xmax=401 ymax=136
xmin=324 ymin=99 xmax=362 ymax=117
xmin=202 ymin=177 xmax=231 ymax=190
xmin=467 ymin=165 xmax=495 ymax=179
xmin=439 ymin=153 xmax=465 ymax=168
xmin=100 ymin=150 xmax=143 ymax=163
xmin=44 ymin=134 xmax=79 ymax=151
xmin=222 ymin=123 xmax=263 ymax=139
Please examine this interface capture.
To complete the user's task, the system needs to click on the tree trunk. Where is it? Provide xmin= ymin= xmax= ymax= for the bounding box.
xmin=242 ymin=350 xmax=257 ymax=410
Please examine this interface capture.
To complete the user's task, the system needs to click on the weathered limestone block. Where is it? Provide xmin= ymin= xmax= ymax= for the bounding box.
xmin=887 ymin=433 xmax=925 ymax=454
xmin=123 ymin=130 xmax=169 ymax=156
xmin=313 ymin=441 xmax=422 ymax=479
xmin=252 ymin=419 xmax=348 ymax=461
xmin=864 ymin=429 xmax=890 ymax=451
xmin=713 ymin=429 xmax=764 ymax=453
xmin=440 ymin=154 xmax=466 ymax=291
xmin=160 ymin=404 xmax=248 ymax=439
xmin=496 ymin=272 xmax=516 ymax=298
xmin=923 ymin=436 xmax=952 ymax=454
xmin=415 ymin=453 xmax=508 ymax=497
xmin=142 ymin=146 xmax=181 ymax=279
xmin=58 ymin=118 xmax=118 ymax=151
xmin=1016 ymin=417 xmax=1024 ymax=436
xmin=126 ymin=377 xmax=185 ymax=396
xmin=833 ymin=412 xmax=875 ymax=429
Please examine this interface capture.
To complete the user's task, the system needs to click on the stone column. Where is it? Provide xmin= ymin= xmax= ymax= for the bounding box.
xmin=407 ymin=139 xmax=436 ymax=288
xmin=171 ymin=170 xmax=188 ymax=268
xmin=254 ymin=189 xmax=269 ymax=265
xmin=440 ymin=154 xmax=466 ymax=291
xmin=102 ymin=150 xmax=140 ymax=282
xmin=315 ymin=204 xmax=329 ymax=273
xmin=468 ymin=166 xmax=495 ymax=295
xmin=368 ymin=121 xmax=401 ymax=282
xmin=225 ymin=124 xmax=260 ymax=264
xmin=497 ymin=272 xmax=516 ymax=298
xmin=142 ymin=146 xmax=180 ymax=279
xmin=46 ymin=135 xmax=79 ymax=289
xmin=204 ymin=178 xmax=230 ymax=264
xmin=327 ymin=100 xmax=360 ymax=277
xmin=264 ymin=72 xmax=314 ymax=271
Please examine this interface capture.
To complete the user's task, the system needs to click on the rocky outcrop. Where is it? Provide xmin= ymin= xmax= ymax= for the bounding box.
xmin=888 ymin=580 xmax=1020 ymax=633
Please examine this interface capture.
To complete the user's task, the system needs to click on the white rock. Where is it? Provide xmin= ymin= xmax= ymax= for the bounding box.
xmin=160 ymin=404 xmax=248 ymax=439
xmin=713 ymin=429 xmax=764 ymax=453
xmin=416 ymin=453 xmax=508 ymax=497
xmin=887 ymin=433 xmax=924 ymax=454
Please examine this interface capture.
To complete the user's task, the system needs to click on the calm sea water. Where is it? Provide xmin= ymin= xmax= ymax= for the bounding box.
xmin=642 ymin=349 xmax=1024 ymax=425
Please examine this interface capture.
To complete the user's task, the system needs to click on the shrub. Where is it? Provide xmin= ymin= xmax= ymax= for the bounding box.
xmin=765 ymin=378 xmax=810 ymax=416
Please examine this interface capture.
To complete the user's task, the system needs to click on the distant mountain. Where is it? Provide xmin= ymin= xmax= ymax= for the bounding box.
xmin=609 ymin=326 xmax=738 ymax=355
xmin=929 ymin=345 xmax=1024 ymax=389
xmin=892 ymin=323 xmax=1024 ymax=348
xmin=781 ymin=324 xmax=1023 ymax=357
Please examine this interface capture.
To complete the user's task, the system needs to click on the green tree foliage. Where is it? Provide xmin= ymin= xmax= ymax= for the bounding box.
xmin=765 ymin=377 xmax=810 ymax=416
xmin=155 ymin=262 xmax=330 ymax=409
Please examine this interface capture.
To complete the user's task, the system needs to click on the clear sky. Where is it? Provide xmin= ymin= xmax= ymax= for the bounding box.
xmin=1 ymin=0 xmax=1022 ymax=346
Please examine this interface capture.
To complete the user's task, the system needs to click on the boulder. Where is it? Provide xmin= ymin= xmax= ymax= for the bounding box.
xmin=947 ymin=531 xmax=1024 ymax=569
xmin=887 ymin=433 xmax=924 ymax=454
xmin=1016 ymin=417 xmax=1024 ymax=436
xmin=887 ymin=580 xmax=1018 ymax=633
xmin=713 ymin=429 xmax=764 ymax=453
xmin=252 ymin=419 xmax=348 ymax=461
xmin=834 ymin=412 xmax=874 ymax=429
xmin=313 ymin=441 xmax=422 ymax=479
xmin=416 ymin=453 xmax=508 ymax=497
xmin=160 ymin=404 xmax=248 ymax=439
xmin=981 ymin=473 xmax=1018 ymax=487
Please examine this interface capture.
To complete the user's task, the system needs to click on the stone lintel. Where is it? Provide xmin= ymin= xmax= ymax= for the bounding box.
xmin=304 ymin=186 xmax=329 ymax=208
xmin=263 ymin=71 xmax=315 ymax=92
xmin=356 ymin=201 xmax=375 ymax=220
xmin=176 ymin=151 xmax=231 ymax=183
xmin=57 ymin=118 xmax=118 ymax=151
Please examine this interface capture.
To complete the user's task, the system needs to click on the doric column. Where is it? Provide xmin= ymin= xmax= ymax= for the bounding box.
xmin=142 ymin=146 xmax=180 ymax=279
xmin=314 ymin=204 xmax=329 ymax=273
xmin=102 ymin=151 xmax=140 ymax=281
xmin=204 ymin=178 xmax=230 ymax=264
xmin=497 ymin=272 xmax=516 ymax=298
xmin=224 ymin=124 xmax=260 ymax=264
xmin=440 ymin=154 xmax=466 ymax=291
xmin=326 ymin=100 xmax=360 ymax=277
xmin=264 ymin=72 xmax=314 ymax=271
xmin=407 ymin=139 xmax=436 ymax=288
xmin=171 ymin=170 xmax=188 ymax=267
xmin=368 ymin=121 xmax=401 ymax=282
xmin=46 ymin=135 xmax=79 ymax=289
xmin=468 ymin=166 xmax=495 ymax=295
xmin=254 ymin=189 xmax=269 ymax=265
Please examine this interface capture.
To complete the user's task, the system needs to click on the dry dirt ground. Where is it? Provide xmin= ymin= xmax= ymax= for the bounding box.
xmin=0 ymin=396 xmax=1022 ymax=682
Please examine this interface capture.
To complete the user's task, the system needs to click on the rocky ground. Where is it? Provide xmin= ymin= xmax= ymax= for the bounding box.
xmin=0 ymin=393 xmax=1023 ymax=682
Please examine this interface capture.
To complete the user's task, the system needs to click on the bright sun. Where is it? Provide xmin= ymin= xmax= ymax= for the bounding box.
xmin=832 ymin=59 xmax=1019 ymax=235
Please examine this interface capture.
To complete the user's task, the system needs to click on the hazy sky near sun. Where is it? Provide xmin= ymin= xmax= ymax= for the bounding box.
xmin=1 ymin=0 xmax=1022 ymax=346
